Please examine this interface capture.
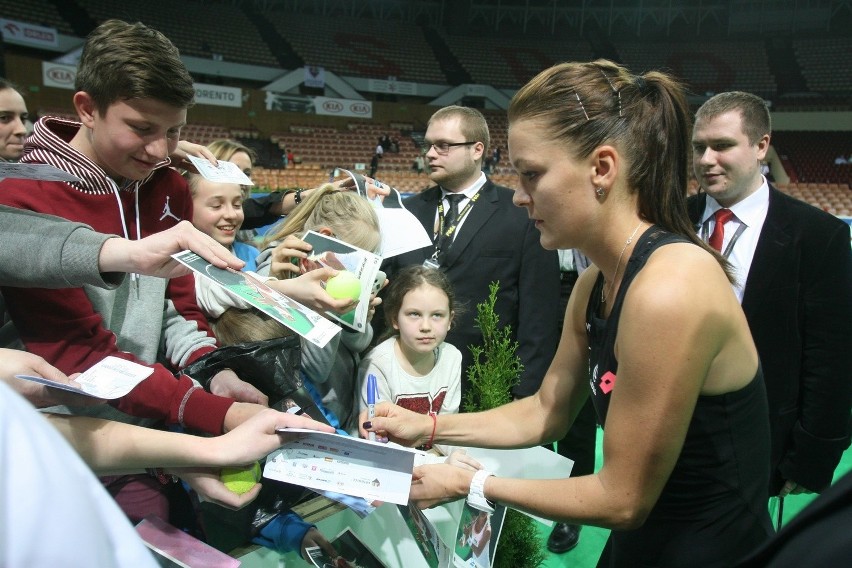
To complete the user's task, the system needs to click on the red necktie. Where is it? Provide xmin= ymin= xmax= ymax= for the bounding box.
xmin=708 ymin=208 xmax=734 ymax=252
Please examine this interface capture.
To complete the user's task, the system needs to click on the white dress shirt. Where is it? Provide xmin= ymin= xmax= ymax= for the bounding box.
xmin=699 ymin=178 xmax=770 ymax=303
xmin=436 ymin=171 xmax=487 ymax=242
xmin=558 ymin=249 xmax=576 ymax=272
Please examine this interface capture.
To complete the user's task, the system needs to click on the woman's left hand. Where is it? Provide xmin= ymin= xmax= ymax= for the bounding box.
xmin=779 ymin=479 xmax=813 ymax=497
xmin=410 ymin=463 xmax=472 ymax=509
xmin=300 ymin=528 xmax=338 ymax=562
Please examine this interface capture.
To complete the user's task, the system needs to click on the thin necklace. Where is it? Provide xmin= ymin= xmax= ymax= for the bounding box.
xmin=602 ymin=221 xmax=645 ymax=304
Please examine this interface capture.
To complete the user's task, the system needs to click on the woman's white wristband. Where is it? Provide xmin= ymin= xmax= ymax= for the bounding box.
xmin=467 ymin=469 xmax=495 ymax=513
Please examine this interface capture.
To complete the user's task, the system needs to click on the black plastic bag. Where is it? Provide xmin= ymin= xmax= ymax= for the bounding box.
xmin=180 ymin=335 xmax=302 ymax=400
xmin=179 ymin=335 xmax=330 ymax=552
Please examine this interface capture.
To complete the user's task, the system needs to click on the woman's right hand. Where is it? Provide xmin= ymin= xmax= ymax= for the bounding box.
xmin=358 ymin=401 xmax=433 ymax=447
xmin=410 ymin=463 xmax=473 ymax=510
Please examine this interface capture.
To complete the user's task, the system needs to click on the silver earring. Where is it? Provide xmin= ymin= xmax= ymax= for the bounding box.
xmin=595 ymin=187 xmax=605 ymax=198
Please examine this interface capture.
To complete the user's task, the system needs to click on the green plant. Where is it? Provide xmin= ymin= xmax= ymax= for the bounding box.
xmin=464 ymin=281 xmax=546 ymax=568
xmin=463 ymin=282 xmax=523 ymax=413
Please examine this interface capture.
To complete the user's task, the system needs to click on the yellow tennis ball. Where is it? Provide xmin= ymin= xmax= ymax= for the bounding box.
xmin=326 ymin=270 xmax=361 ymax=301
xmin=220 ymin=461 xmax=261 ymax=495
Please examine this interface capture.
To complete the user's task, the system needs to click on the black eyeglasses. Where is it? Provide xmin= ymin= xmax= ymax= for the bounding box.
xmin=421 ymin=141 xmax=477 ymax=155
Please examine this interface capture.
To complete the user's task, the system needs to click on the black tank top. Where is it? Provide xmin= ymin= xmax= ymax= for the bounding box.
xmin=586 ymin=226 xmax=773 ymax=567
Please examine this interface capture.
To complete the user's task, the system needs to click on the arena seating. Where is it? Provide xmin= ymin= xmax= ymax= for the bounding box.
xmin=36 ymin=108 xmax=77 ymax=121
xmin=619 ymin=40 xmax=777 ymax=97
xmin=6 ymin=0 xmax=851 ymax=103
xmin=439 ymin=32 xmax=593 ymax=89
xmin=0 ymin=0 xmax=75 ymax=35
xmin=772 ymin=131 xmax=852 ymax=185
xmin=77 ymin=0 xmax=279 ymax=66
xmin=264 ymin=12 xmax=448 ymax=84
xmin=777 ymin=181 xmax=852 ymax=216
xmin=271 ymin=121 xmax=420 ymax=170
xmin=6 ymin=2 xmax=850 ymax=215
xmin=181 ymin=123 xmax=234 ymax=146
xmin=794 ymin=37 xmax=852 ymax=95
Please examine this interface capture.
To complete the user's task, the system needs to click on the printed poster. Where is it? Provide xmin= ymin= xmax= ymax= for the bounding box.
xmin=452 ymin=503 xmax=507 ymax=568
xmin=301 ymin=230 xmax=381 ymax=332
xmin=172 ymin=251 xmax=340 ymax=348
xmin=306 ymin=528 xmax=386 ymax=568
xmin=399 ymin=503 xmax=452 ymax=568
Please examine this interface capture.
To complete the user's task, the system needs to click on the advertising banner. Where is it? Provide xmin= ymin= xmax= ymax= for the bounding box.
xmin=1 ymin=19 xmax=59 ymax=48
xmin=313 ymin=96 xmax=372 ymax=118
xmin=42 ymin=61 xmax=77 ymax=90
xmin=368 ymin=78 xmax=417 ymax=96
xmin=304 ymin=65 xmax=325 ymax=89
xmin=194 ymin=83 xmax=242 ymax=108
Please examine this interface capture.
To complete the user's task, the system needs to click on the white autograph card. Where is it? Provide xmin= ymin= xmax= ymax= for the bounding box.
xmin=15 ymin=356 xmax=153 ymax=399
xmin=186 ymin=155 xmax=254 ymax=185
xmin=265 ymin=428 xmax=421 ymax=506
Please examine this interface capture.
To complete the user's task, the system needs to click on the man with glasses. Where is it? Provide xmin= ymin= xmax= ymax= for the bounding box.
xmin=382 ymin=105 xmax=560 ymax=406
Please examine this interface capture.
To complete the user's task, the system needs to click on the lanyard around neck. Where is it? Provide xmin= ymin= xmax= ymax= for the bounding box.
xmin=435 ymin=190 xmax=482 ymax=243
xmin=700 ymin=215 xmax=747 ymax=259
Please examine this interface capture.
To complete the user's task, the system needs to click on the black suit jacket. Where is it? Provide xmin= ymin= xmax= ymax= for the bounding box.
xmin=384 ymin=181 xmax=560 ymax=397
xmin=736 ymin=469 xmax=852 ymax=566
xmin=688 ymin=186 xmax=852 ymax=493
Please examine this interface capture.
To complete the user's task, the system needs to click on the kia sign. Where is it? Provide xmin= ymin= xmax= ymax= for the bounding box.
xmin=42 ymin=61 xmax=77 ymax=90
xmin=314 ymin=97 xmax=372 ymax=119
xmin=1 ymin=19 xmax=59 ymax=49
xmin=194 ymin=83 xmax=242 ymax=108
xmin=322 ymin=100 xmax=344 ymax=113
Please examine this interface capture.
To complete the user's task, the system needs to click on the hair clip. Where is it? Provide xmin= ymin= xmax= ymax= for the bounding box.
xmin=598 ymin=68 xmax=623 ymax=118
xmin=573 ymin=89 xmax=590 ymax=122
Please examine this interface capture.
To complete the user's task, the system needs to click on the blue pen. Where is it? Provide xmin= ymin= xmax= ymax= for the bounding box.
xmin=367 ymin=373 xmax=378 ymax=441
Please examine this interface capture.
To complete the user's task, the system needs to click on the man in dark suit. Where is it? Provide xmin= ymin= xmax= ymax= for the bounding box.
xmin=383 ymin=105 xmax=560 ymax=402
xmin=688 ymin=91 xmax=852 ymax=498
xmin=735 ymin=469 xmax=852 ymax=566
